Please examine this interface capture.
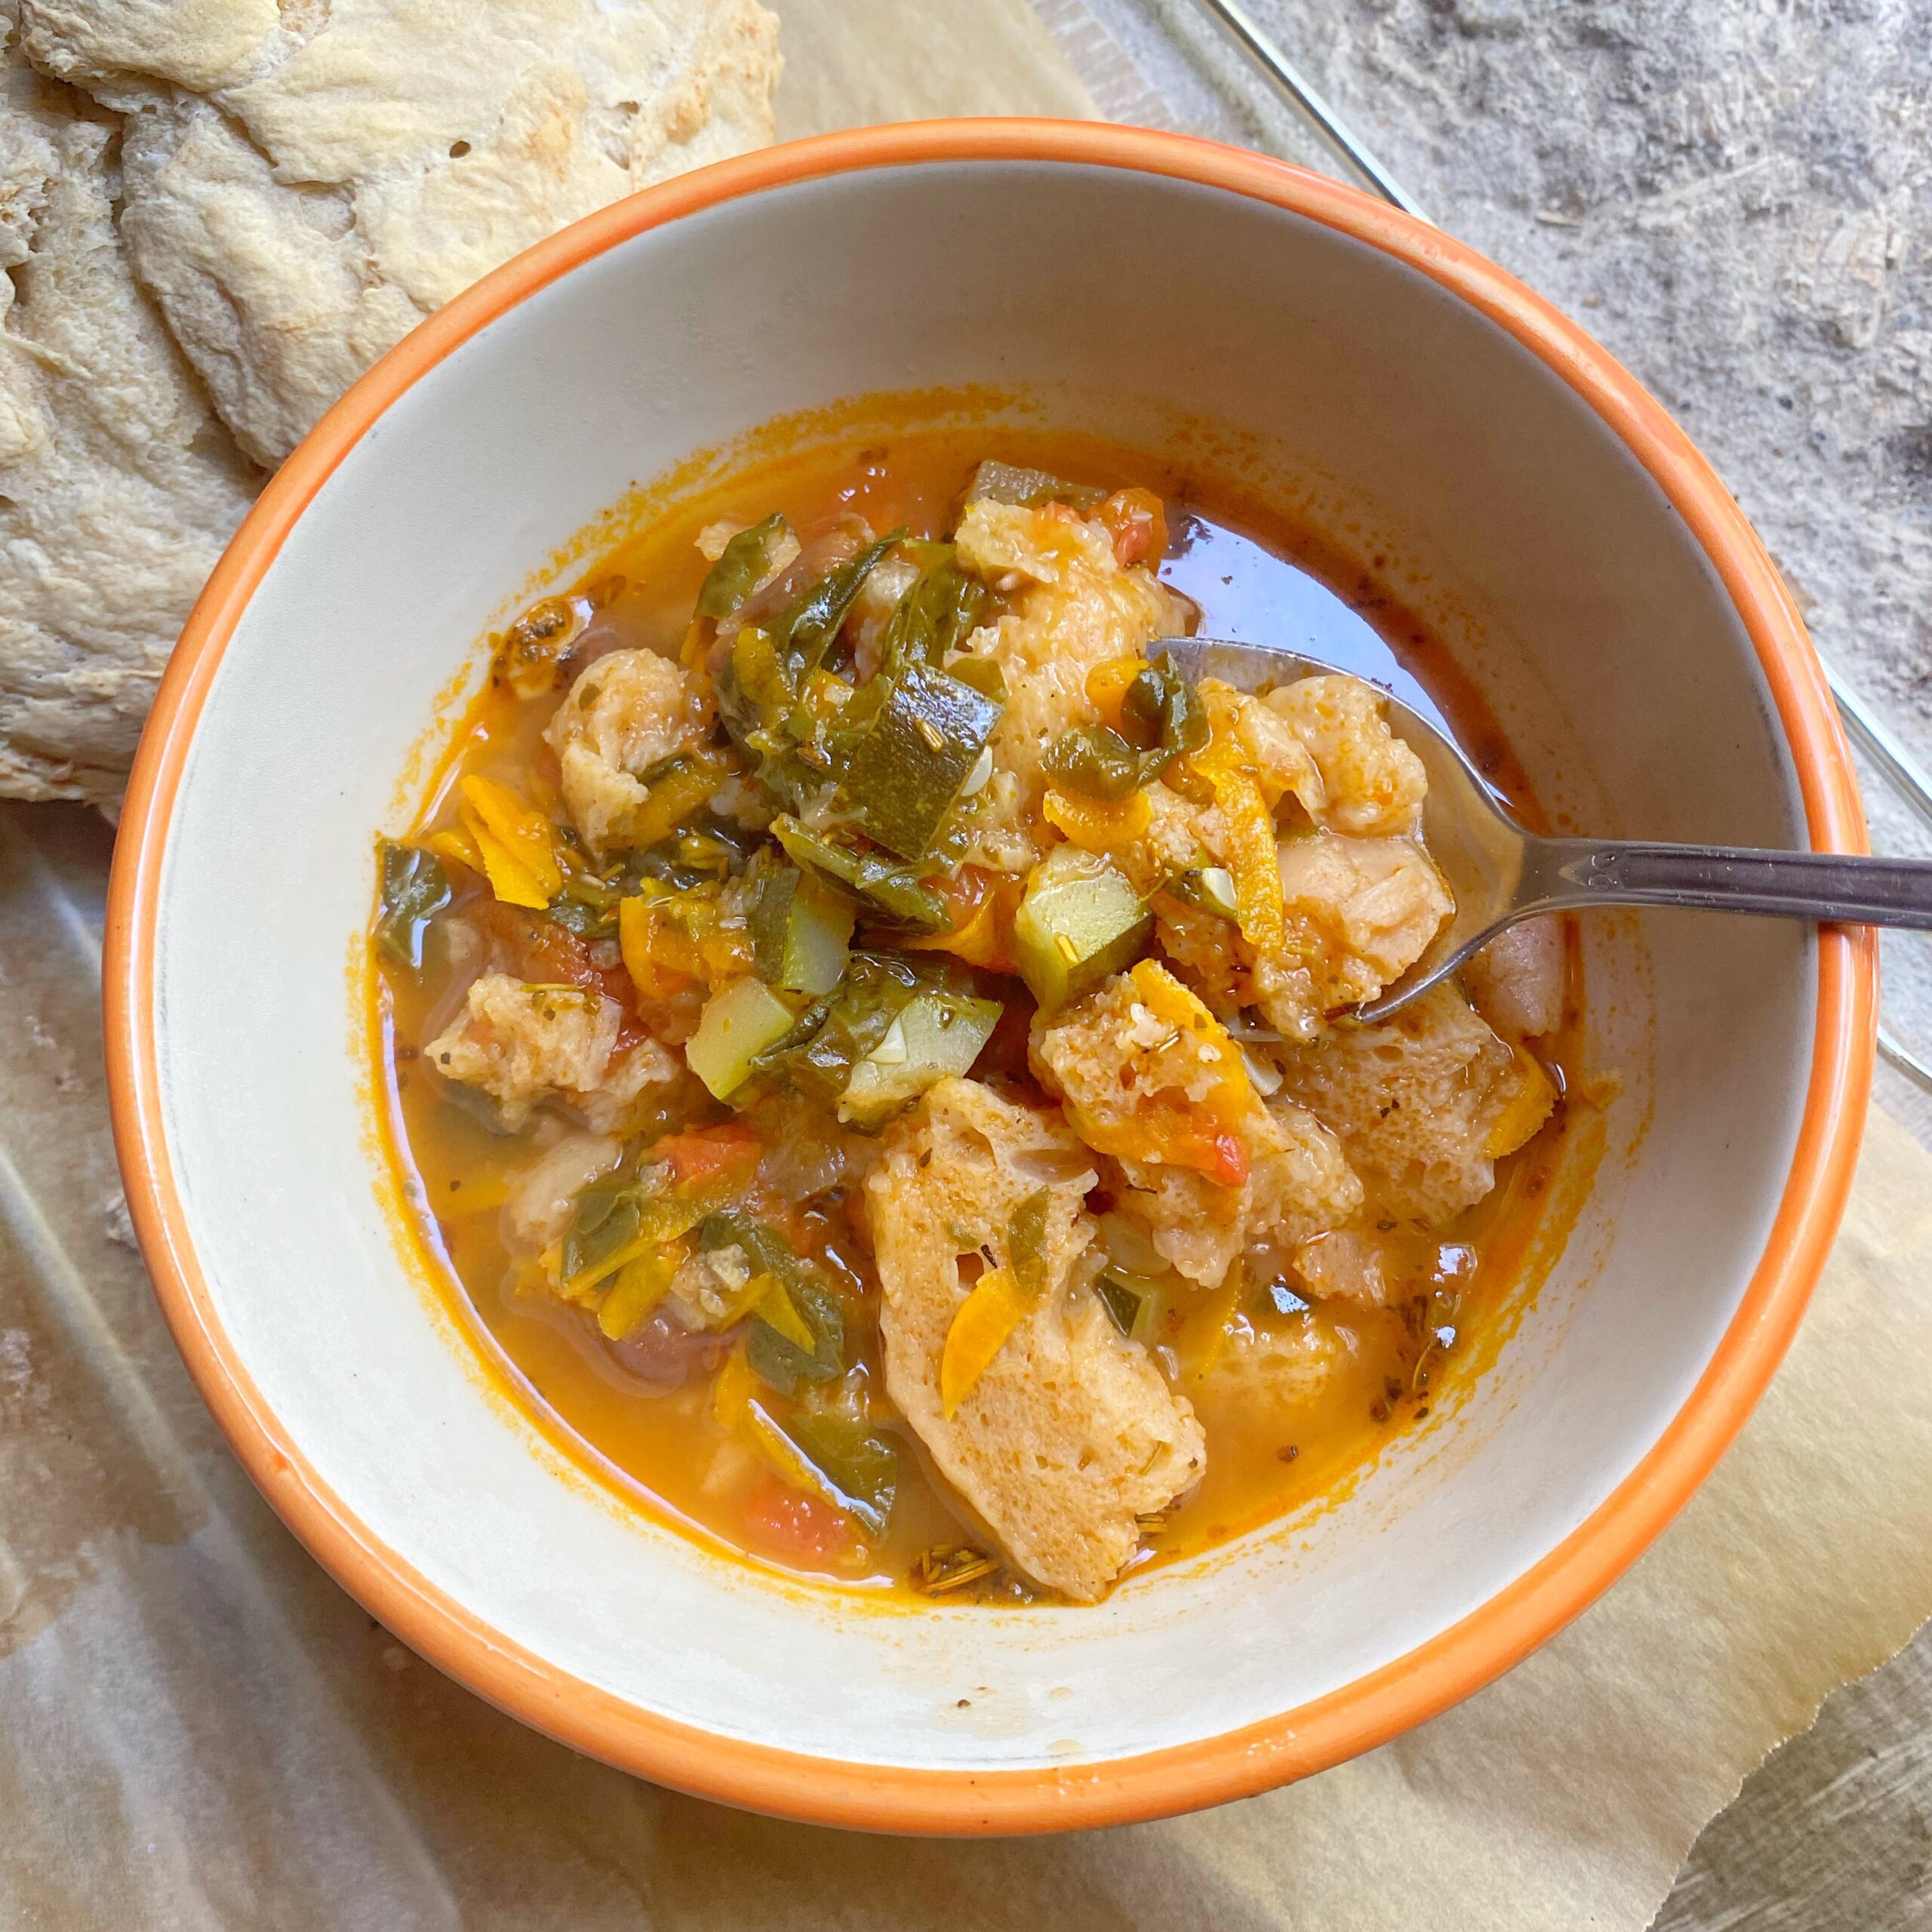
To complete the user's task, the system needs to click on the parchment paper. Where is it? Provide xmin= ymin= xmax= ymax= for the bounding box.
xmin=774 ymin=0 xmax=1098 ymax=137
xmin=618 ymin=1108 xmax=1932 ymax=1932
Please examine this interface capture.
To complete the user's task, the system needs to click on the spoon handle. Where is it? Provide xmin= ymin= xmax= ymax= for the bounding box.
xmin=1526 ymin=839 xmax=1932 ymax=931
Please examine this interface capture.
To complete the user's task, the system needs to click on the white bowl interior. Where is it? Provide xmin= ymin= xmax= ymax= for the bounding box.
xmin=151 ymin=162 xmax=1813 ymax=1771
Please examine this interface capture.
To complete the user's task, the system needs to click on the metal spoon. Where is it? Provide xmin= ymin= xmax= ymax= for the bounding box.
xmin=1158 ymin=636 xmax=1932 ymax=1023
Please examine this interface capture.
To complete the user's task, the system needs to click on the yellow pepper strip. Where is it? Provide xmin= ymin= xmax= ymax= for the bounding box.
xmin=596 ymin=1244 xmax=685 ymax=1340
xmin=460 ymin=804 xmax=547 ymax=907
xmin=1183 ymin=691 xmax=1288 ymax=956
xmin=1126 ymin=961 xmax=1250 ymax=1114
xmin=1041 ymin=786 xmax=1153 ymax=853
xmin=1485 ymin=1048 xmax=1558 ymax=1159
xmin=1208 ymin=766 xmax=1287 ymax=955
xmin=1056 ymin=961 xmax=1257 ymax=1183
xmin=459 ymin=775 xmax=564 ymax=897
xmin=457 ymin=800 xmax=550 ymax=909
xmin=425 ymin=823 xmax=485 ymax=875
xmin=743 ymin=1398 xmax=848 ymax=1512
xmin=618 ymin=893 xmax=691 ymax=996
xmin=754 ymin=1279 xmax=817 ymax=1353
xmin=940 ymin=1265 xmax=1029 ymax=1419
xmin=566 ymin=1193 xmax=722 ymax=1300
xmin=628 ymin=752 xmax=727 ymax=851
xmin=1185 ymin=1274 xmax=1246 ymax=1381
xmin=1084 ymin=654 xmax=1146 ymax=733
xmin=712 ymin=1336 xmax=755 ymax=1429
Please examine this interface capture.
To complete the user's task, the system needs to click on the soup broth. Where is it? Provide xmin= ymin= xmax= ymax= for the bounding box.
xmin=373 ymin=427 xmax=1583 ymax=1602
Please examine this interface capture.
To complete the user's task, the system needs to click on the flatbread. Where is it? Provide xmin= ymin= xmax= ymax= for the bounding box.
xmin=0 ymin=10 xmax=260 ymax=808
xmin=0 ymin=0 xmax=780 ymax=805
xmin=19 ymin=0 xmax=783 ymax=463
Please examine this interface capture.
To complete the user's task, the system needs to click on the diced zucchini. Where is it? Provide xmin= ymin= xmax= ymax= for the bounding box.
xmin=842 ymin=663 xmax=1004 ymax=860
xmin=965 ymin=460 xmax=1106 ymax=510
xmin=1012 ymin=846 xmax=1152 ymax=1010
xmin=836 ymin=991 xmax=1001 ymax=1126
xmin=751 ymin=865 xmax=854 ymax=995
xmin=685 ymin=976 xmax=798 ymax=1100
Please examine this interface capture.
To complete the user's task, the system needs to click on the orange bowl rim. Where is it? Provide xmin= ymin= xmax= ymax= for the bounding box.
xmin=103 ymin=118 xmax=1877 ymax=1834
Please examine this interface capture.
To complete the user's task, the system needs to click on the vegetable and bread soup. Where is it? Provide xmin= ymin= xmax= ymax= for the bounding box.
xmin=371 ymin=431 xmax=1586 ymax=1605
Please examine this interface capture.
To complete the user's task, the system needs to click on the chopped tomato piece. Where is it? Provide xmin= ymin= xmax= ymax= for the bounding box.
xmin=743 ymin=1475 xmax=851 ymax=1561
xmin=1207 ymin=1131 xmax=1250 ymax=1189
xmin=651 ymin=1123 xmax=762 ymax=1188
xmin=1098 ymin=488 xmax=1168 ymax=570
xmin=902 ymin=865 xmax=1020 ymax=974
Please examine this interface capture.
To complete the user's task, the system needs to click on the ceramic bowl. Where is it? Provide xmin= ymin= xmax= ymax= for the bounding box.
xmin=106 ymin=122 xmax=1875 ymax=1832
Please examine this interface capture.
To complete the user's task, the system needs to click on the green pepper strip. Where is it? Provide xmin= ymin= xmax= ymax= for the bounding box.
xmin=695 ymin=513 xmax=794 ymax=620
xmin=770 ymin=817 xmax=949 ymax=932
xmin=1043 ymin=658 xmax=1211 ymax=801
xmin=1006 ymin=1188 xmax=1053 ymax=1298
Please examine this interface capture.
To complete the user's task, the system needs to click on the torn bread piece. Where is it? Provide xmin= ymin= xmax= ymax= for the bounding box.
xmin=867 ymin=1077 xmax=1205 ymax=1602
xmin=1029 ymin=961 xmax=1362 ymax=1289
xmin=21 ymin=0 xmax=783 ymax=465
xmin=426 ymin=971 xmax=677 ymax=1132
xmin=1275 ymin=983 xmax=1552 ymax=1224
xmin=0 ymin=24 xmax=259 ymax=806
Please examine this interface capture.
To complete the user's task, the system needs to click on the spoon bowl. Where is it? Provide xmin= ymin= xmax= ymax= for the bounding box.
xmin=1160 ymin=635 xmax=1932 ymax=1022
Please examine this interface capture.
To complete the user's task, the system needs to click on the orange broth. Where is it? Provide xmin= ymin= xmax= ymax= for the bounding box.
xmin=373 ymin=427 xmax=1588 ymax=1601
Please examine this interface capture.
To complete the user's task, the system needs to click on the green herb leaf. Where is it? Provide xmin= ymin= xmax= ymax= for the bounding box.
xmin=945 ymin=655 xmax=1008 ymax=705
xmin=781 ymin=1412 xmax=899 ymax=1537
xmin=1007 ymin=1188 xmax=1052 ymax=1296
xmin=1097 ymin=1272 xmax=1158 ymax=1339
xmin=544 ymin=896 xmax=619 ymax=940
xmin=703 ymin=1211 xmax=847 ymax=1392
xmin=746 ymin=1269 xmax=846 ymax=1393
xmin=841 ymin=663 xmax=1004 ymax=860
xmin=770 ymin=817 xmax=949 ymax=932
xmin=883 ymin=556 xmax=991 ymax=672
xmin=695 ymin=514 xmax=795 ymax=620
xmin=375 ymin=841 xmax=452 ymax=971
xmin=562 ymin=1176 xmax=644 ymax=1282
xmin=771 ymin=528 xmax=907 ymax=688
